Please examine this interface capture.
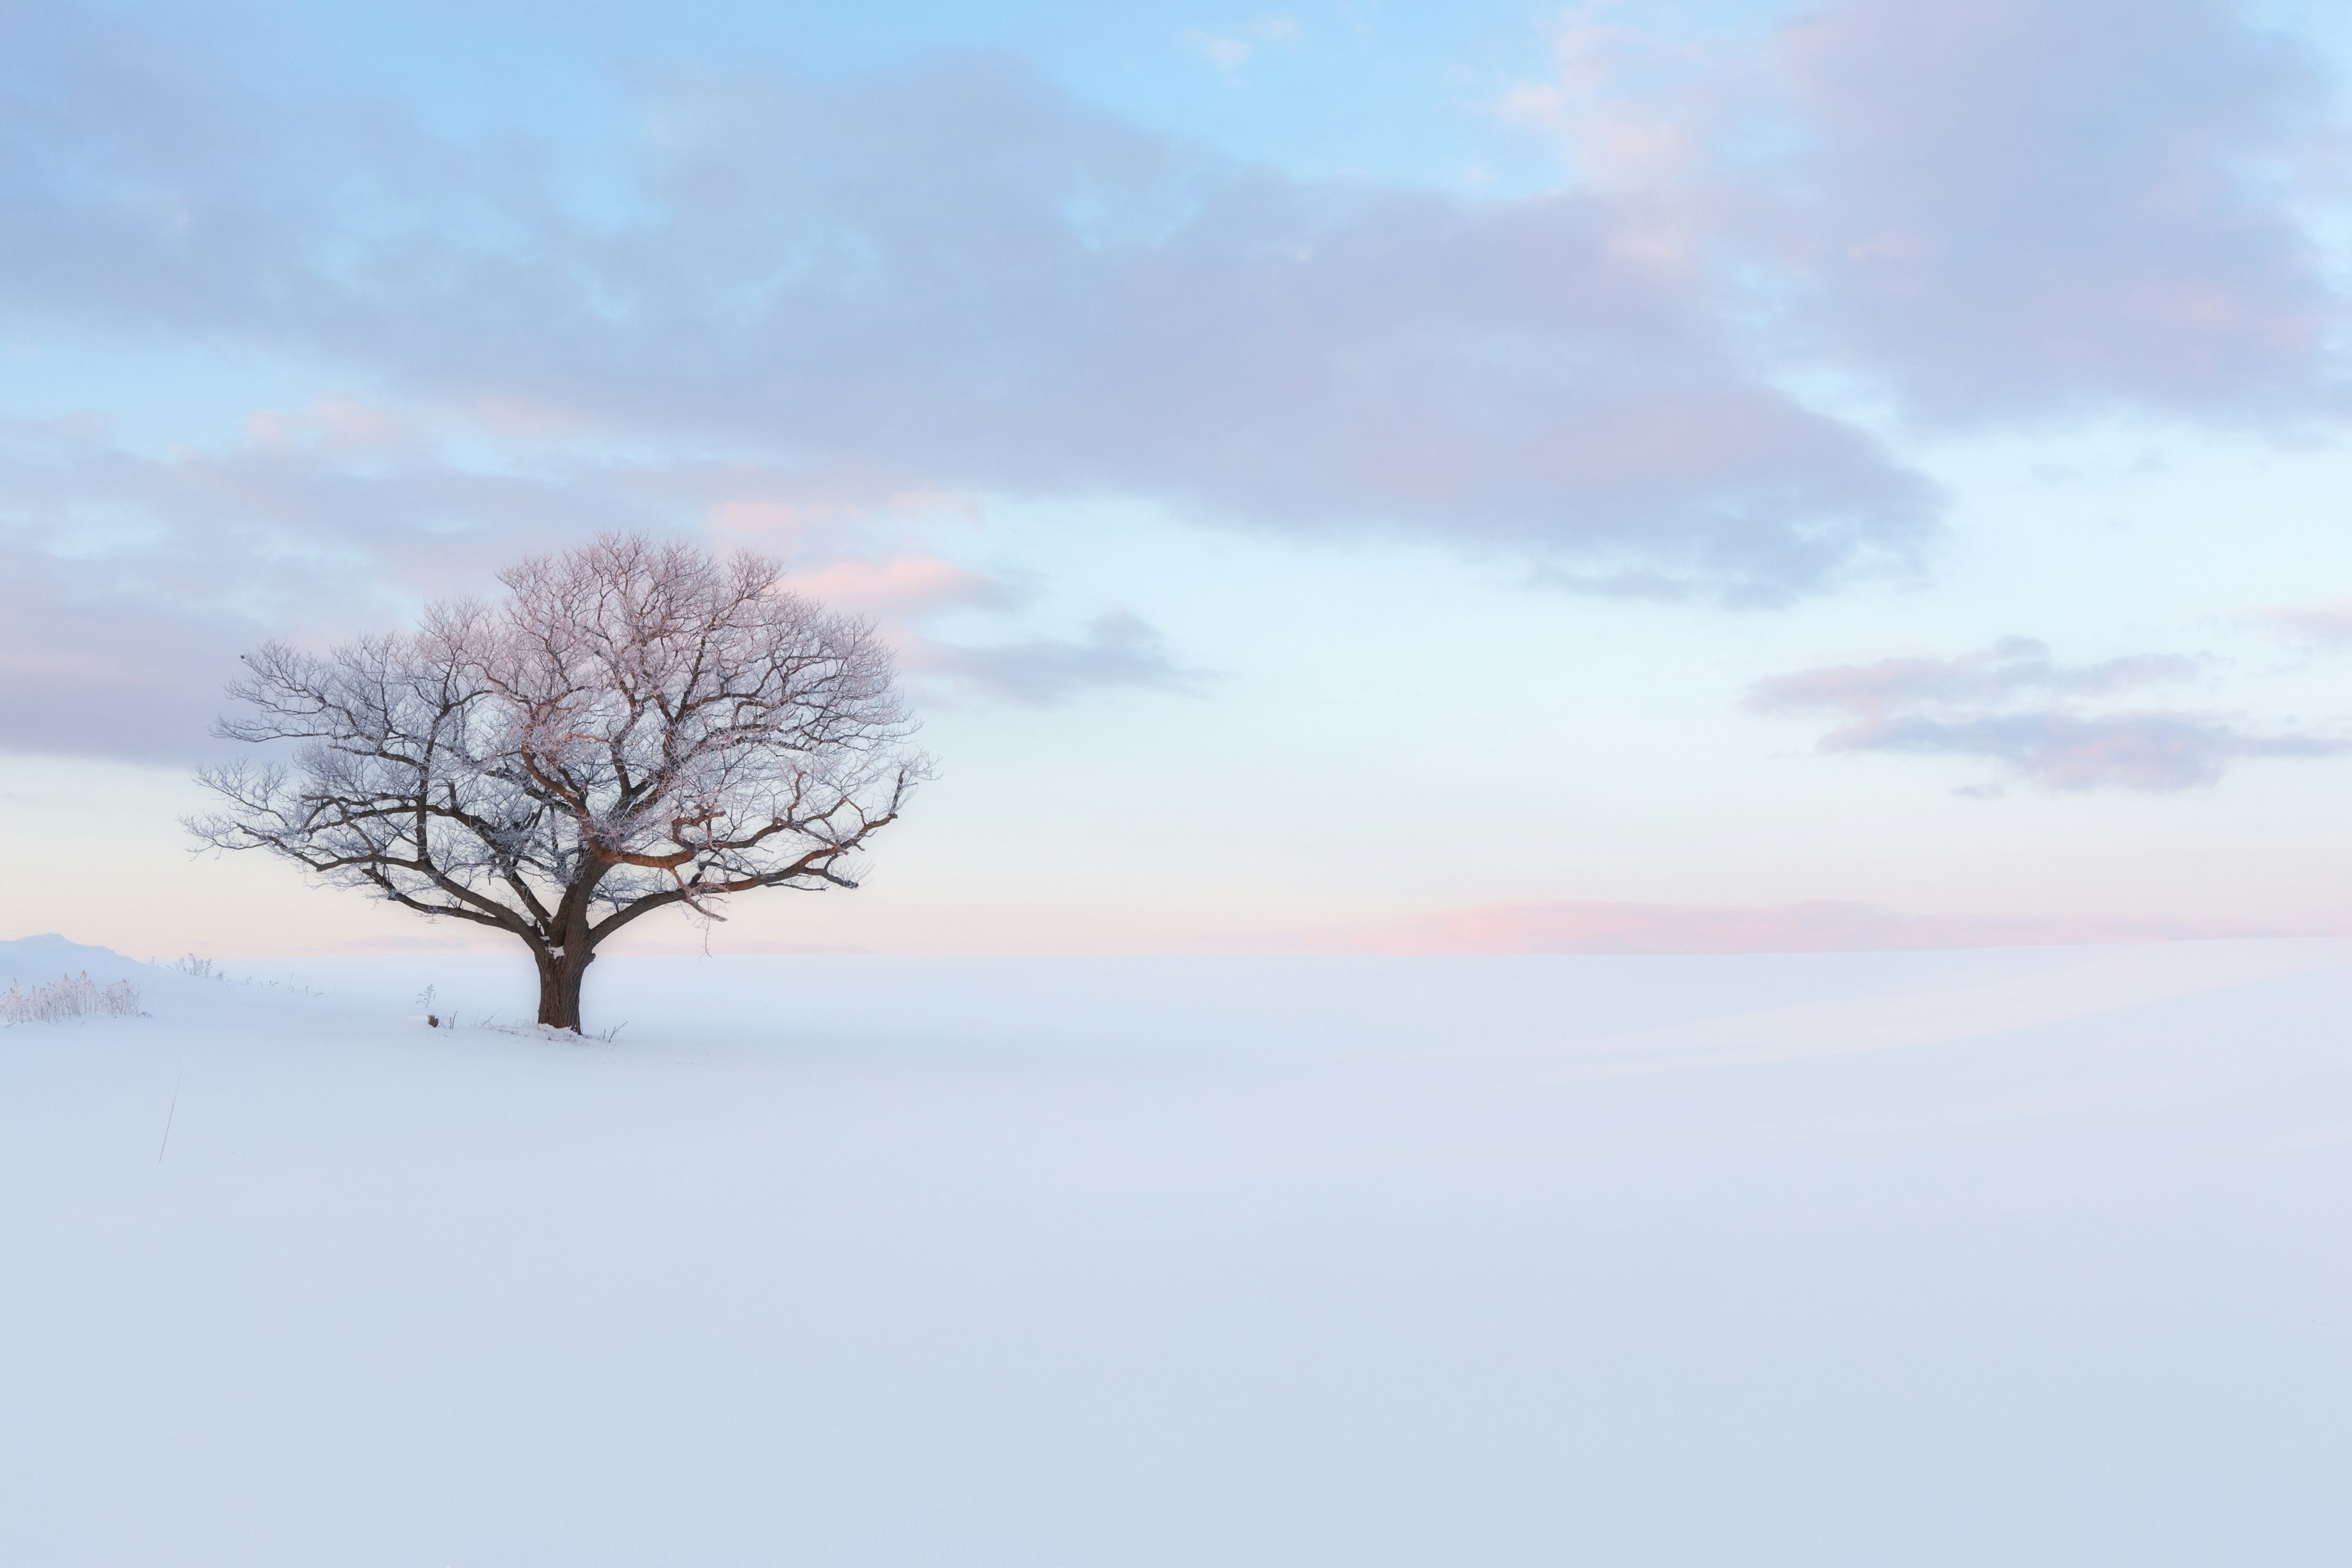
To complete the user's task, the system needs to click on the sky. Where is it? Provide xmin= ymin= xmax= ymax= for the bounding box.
xmin=4 ymin=0 xmax=2352 ymax=957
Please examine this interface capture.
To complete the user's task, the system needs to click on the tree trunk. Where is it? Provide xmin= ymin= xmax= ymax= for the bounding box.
xmin=535 ymin=947 xmax=593 ymax=1031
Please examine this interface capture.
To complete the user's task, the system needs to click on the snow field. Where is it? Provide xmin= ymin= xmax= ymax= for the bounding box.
xmin=2 ymin=934 xmax=2349 ymax=1566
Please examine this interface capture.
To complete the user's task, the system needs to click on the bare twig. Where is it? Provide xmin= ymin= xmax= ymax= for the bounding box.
xmin=157 ymin=1067 xmax=183 ymax=1164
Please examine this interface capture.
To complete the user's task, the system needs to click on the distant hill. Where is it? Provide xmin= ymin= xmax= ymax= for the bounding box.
xmin=0 ymin=934 xmax=146 ymax=986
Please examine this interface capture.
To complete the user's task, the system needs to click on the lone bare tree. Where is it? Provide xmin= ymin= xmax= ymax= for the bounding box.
xmin=190 ymin=534 xmax=927 ymax=1031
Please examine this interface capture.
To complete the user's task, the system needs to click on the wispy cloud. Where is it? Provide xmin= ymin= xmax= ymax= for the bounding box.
xmin=1748 ymin=637 xmax=2203 ymax=717
xmin=2260 ymin=600 xmax=2352 ymax=643
xmin=1807 ymin=711 xmax=2343 ymax=792
xmin=1185 ymin=15 xmax=1301 ymax=72
xmin=1749 ymin=637 xmax=2346 ymax=791
xmin=777 ymin=554 xmax=1200 ymax=707
xmin=917 ymin=612 xmax=1204 ymax=707
xmin=1184 ymin=31 xmax=1255 ymax=71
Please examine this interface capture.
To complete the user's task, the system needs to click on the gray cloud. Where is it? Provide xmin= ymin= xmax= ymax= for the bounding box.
xmin=4 ymin=0 xmax=2344 ymax=771
xmin=0 ymin=18 xmax=1938 ymax=605
xmin=0 ymin=412 xmax=683 ymax=763
xmin=2261 ymin=601 xmax=2352 ymax=643
xmin=1747 ymin=636 xmax=2204 ymax=716
xmin=1750 ymin=637 xmax=2346 ymax=790
xmin=1768 ymin=0 xmax=2342 ymax=423
xmin=5 ymin=1 xmax=2340 ymax=580
xmin=0 ymin=546 xmax=247 ymax=763
xmin=1518 ymin=0 xmax=2347 ymax=424
xmin=1824 ymin=710 xmax=2343 ymax=791
xmin=916 ymin=612 xmax=1202 ymax=707
xmin=0 ymin=413 xmax=1189 ymax=757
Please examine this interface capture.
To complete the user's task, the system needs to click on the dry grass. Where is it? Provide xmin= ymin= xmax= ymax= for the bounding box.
xmin=2 ymin=971 xmax=141 ymax=1025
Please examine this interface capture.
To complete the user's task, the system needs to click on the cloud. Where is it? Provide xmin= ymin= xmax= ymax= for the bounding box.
xmin=1771 ymin=0 xmax=2342 ymax=421
xmin=3 ymin=0 xmax=2342 ymax=775
xmin=1185 ymin=31 xmax=1255 ymax=71
xmin=0 ymin=415 xmax=1186 ymax=758
xmin=0 ymin=20 xmax=1938 ymax=604
xmin=916 ymin=612 xmax=1202 ymax=706
xmin=772 ymin=552 xmax=1196 ymax=707
xmin=1184 ymin=16 xmax=1300 ymax=72
xmin=0 ymin=545 xmax=250 ymax=763
xmin=1228 ymin=898 xmax=2283 ymax=954
xmin=1749 ymin=637 xmax=2347 ymax=790
xmin=2260 ymin=600 xmax=2352 ymax=643
xmin=1747 ymin=636 xmax=2203 ymax=717
xmin=785 ymin=554 xmax=1019 ymax=620
xmin=0 ymin=415 xmax=432 ymax=762
xmin=1812 ymin=711 xmax=2345 ymax=791
xmin=1510 ymin=0 xmax=2349 ymax=423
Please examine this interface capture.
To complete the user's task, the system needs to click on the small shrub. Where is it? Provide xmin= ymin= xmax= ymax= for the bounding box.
xmin=1 ymin=971 xmax=141 ymax=1025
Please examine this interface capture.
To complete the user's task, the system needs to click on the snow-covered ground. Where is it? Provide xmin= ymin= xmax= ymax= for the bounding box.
xmin=3 ymin=932 xmax=2348 ymax=1566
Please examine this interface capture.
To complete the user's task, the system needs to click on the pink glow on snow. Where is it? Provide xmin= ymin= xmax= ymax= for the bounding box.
xmin=1244 ymin=900 xmax=2286 ymax=956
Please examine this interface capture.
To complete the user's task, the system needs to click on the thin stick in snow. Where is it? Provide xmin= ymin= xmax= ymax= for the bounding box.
xmin=157 ymin=1068 xmax=183 ymax=1164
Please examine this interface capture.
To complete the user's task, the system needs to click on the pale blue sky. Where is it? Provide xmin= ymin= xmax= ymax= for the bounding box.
xmin=5 ymin=0 xmax=2351 ymax=955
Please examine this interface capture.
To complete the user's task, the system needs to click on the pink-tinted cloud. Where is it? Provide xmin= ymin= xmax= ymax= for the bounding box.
xmin=1749 ymin=637 xmax=2346 ymax=790
xmin=784 ymin=554 xmax=1016 ymax=620
xmin=1241 ymin=899 xmax=2283 ymax=956
xmin=21 ymin=0 xmax=2334 ymax=622
xmin=1773 ymin=0 xmax=2338 ymax=421
xmin=0 ymin=20 xmax=1936 ymax=603
xmin=0 ymin=417 xmax=1197 ymax=759
xmin=2 ymin=0 xmax=2343 ymax=774
xmin=0 ymin=556 xmax=244 ymax=763
xmin=774 ymin=553 xmax=1200 ymax=706
xmin=1511 ymin=0 xmax=2346 ymax=423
